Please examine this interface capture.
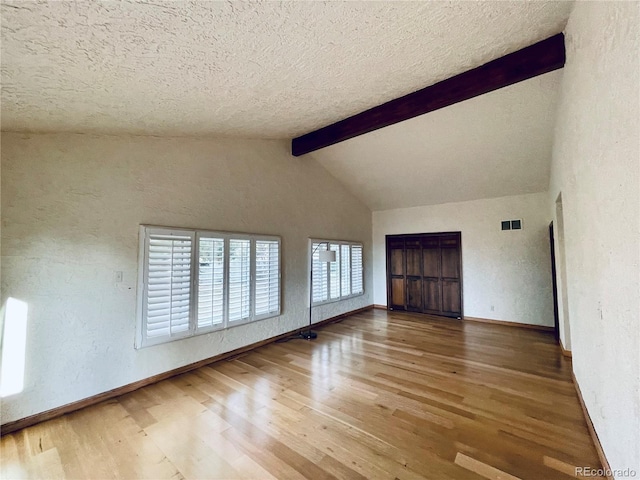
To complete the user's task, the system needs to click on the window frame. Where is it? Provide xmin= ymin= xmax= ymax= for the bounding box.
xmin=310 ymin=239 xmax=364 ymax=307
xmin=137 ymin=226 xmax=281 ymax=349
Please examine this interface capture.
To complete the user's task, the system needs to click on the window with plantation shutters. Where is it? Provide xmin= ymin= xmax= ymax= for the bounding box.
xmin=228 ymin=239 xmax=251 ymax=323
xmin=312 ymin=243 xmax=329 ymax=303
xmin=351 ymin=244 xmax=363 ymax=294
xmin=197 ymin=236 xmax=225 ymax=330
xmin=137 ymin=226 xmax=280 ymax=348
xmin=255 ymin=240 xmax=280 ymax=317
xmin=341 ymin=244 xmax=351 ymax=297
xmin=329 ymin=244 xmax=340 ymax=300
xmin=311 ymin=239 xmax=364 ymax=306
xmin=143 ymin=230 xmax=194 ymax=341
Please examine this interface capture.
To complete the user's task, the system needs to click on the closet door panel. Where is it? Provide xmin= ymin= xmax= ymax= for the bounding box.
xmin=423 ymin=278 xmax=441 ymax=313
xmin=440 ymin=234 xmax=461 ymax=316
xmin=442 ymin=279 xmax=461 ymax=315
xmin=386 ymin=232 xmax=461 ymax=317
xmin=404 ymin=238 xmax=422 ymax=311
xmin=406 ymin=277 xmax=422 ymax=311
xmin=390 ymin=278 xmax=405 ymax=308
xmin=406 ymin=248 xmax=422 ymax=277
xmin=390 ymin=248 xmax=405 ymax=276
xmin=441 ymin=247 xmax=460 ymax=279
xmin=387 ymin=238 xmax=406 ymax=310
xmin=422 ymin=246 xmax=440 ymax=278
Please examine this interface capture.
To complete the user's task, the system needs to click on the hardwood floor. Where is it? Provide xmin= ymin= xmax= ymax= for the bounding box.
xmin=1 ymin=310 xmax=603 ymax=479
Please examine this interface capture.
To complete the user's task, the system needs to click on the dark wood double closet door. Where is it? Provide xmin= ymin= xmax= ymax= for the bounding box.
xmin=386 ymin=232 xmax=463 ymax=318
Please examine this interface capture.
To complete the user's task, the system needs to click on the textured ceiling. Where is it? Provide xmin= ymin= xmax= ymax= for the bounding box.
xmin=1 ymin=0 xmax=572 ymax=138
xmin=311 ymin=71 xmax=563 ymax=211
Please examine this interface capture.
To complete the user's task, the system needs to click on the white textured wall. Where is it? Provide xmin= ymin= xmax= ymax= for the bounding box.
xmin=549 ymin=2 xmax=640 ymax=474
xmin=0 ymin=132 xmax=372 ymax=424
xmin=372 ymin=192 xmax=553 ymax=326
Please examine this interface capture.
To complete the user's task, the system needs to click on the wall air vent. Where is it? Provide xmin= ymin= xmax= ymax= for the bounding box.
xmin=502 ymin=219 xmax=523 ymax=230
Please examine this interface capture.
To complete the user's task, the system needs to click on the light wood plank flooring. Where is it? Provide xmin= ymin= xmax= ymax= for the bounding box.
xmin=1 ymin=310 xmax=603 ymax=479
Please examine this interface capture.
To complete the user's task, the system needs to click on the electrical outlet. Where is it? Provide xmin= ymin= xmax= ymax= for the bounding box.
xmin=490 ymin=305 xmax=495 ymax=312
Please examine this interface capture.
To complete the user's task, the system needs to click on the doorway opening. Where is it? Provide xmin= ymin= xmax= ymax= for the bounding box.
xmin=549 ymin=222 xmax=560 ymax=342
xmin=555 ymin=193 xmax=572 ymax=351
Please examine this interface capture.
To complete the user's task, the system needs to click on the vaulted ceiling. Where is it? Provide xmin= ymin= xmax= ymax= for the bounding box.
xmin=1 ymin=0 xmax=573 ymax=209
xmin=311 ymin=71 xmax=562 ymax=210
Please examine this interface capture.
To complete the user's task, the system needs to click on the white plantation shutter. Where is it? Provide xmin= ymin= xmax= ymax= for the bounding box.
xmin=329 ymin=243 xmax=341 ymax=300
xmin=351 ymin=244 xmax=363 ymax=294
xmin=138 ymin=227 xmax=281 ymax=348
xmin=310 ymin=239 xmax=364 ymax=306
xmin=255 ymin=240 xmax=280 ymax=317
xmin=143 ymin=231 xmax=194 ymax=342
xmin=228 ymin=239 xmax=251 ymax=323
xmin=341 ymin=244 xmax=351 ymax=296
xmin=312 ymin=242 xmax=329 ymax=303
xmin=197 ymin=237 xmax=225 ymax=330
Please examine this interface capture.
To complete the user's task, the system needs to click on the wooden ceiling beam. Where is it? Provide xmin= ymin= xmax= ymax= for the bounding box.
xmin=291 ymin=33 xmax=565 ymax=157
